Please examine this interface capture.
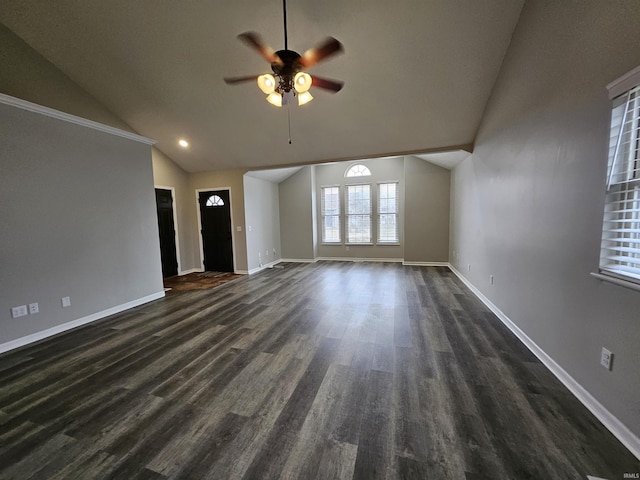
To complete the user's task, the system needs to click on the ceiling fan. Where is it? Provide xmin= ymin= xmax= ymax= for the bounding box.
xmin=224 ymin=0 xmax=344 ymax=107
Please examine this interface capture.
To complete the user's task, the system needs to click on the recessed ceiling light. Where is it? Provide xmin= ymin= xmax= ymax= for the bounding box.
xmin=178 ymin=139 xmax=189 ymax=148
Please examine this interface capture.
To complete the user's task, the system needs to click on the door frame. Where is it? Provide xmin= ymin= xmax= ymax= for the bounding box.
xmin=154 ymin=185 xmax=181 ymax=275
xmin=196 ymin=187 xmax=236 ymax=273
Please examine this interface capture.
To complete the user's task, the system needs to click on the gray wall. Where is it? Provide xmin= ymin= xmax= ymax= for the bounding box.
xmin=279 ymin=157 xmax=451 ymax=263
xmin=0 ymin=23 xmax=131 ymax=132
xmin=244 ymin=175 xmax=282 ymax=271
xmin=450 ymin=0 xmax=640 ymax=440
xmin=0 ymin=101 xmax=163 ymax=347
xmin=404 ymin=156 xmax=450 ymax=263
xmin=279 ymin=166 xmax=316 ymax=261
xmin=1 ymin=23 xmax=198 ymax=278
xmin=316 ymin=157 xmax=405 ymax=260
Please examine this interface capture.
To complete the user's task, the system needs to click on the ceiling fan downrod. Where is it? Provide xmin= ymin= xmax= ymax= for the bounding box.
xmin=283 ymin=0 xmax=288 ymax=50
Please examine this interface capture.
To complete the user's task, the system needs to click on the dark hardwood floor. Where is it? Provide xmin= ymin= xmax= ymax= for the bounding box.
xmin=0 ymin=262 xmax=638 ymax=479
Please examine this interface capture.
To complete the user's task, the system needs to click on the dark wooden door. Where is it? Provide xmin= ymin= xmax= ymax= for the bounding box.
xmin=199 ymin=190 xmax=234 ymax=272
xmin=155 ymin=189 xmax=178 ymax=278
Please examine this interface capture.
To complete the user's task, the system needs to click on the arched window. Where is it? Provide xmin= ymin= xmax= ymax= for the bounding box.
xmin=205 ymin=194 xmax=225 ymax=207
xmin=345 ymin=164 xmax=371 ymax=177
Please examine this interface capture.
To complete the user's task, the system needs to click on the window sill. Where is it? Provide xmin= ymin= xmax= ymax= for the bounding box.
xmin=590 ymin=272 xmax=640 ymax=292
xmin=346 ymin=243 xmax=374 ymax=246
xmin=377 ymin=243 xmax=400 ymax=246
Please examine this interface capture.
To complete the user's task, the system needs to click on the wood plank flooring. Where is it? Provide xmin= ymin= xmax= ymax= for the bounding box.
xmin=0 ymin=262 xmax=638 ymax=479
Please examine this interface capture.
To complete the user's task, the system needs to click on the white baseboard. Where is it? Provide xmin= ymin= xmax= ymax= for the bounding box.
xmin=178 ymin=268 xmax=201 ymax=275
xmin=0 ymin=291 xmax=165 ymax=354
xmin=279 ymin=258 xmax=318 ymax=263
xmin=247 ymin=259 xmax=281 ymax=275
xmin=316 ymin=256 xmax=403 ymax=263
xmin=448 ymin=265 xmax=640 ymax=461
xmin=403 ymin=261 xmax=449 ymax=266
xmin=277 ymin=258 xmax=446 ymax=266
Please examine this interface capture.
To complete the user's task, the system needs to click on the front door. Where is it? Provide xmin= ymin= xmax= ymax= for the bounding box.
xmin=155 ymin=188 xmax=178 ymax=278
xmin=198 ymin=190 xmax=234 ymax=272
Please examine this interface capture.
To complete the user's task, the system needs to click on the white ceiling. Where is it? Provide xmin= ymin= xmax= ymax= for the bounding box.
xmin=415 ymin=150 xmax=472 ymax=170
xmin=245 ymin=166 xmax=303 ymax=183
xmin=0 ymin=0 xmax=523 ymax=173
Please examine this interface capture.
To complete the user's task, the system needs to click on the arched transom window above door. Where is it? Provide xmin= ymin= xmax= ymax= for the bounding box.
xmin=205 ymin=194 xmax=225 ymax=207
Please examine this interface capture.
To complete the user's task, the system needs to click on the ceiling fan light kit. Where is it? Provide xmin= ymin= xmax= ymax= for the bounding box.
xmin=224 ymin=0 xmax=344 ymax=108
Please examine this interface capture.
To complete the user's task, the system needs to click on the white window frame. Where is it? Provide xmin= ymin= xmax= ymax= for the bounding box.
xmin=205 ymin=194 xmax=225 ymax=207
xmin=377 ymin=181 xmax=399 ymax=244
xmin=345 ymin=183 xmax=372 ymax=244
xmin=345 ymin=163 xmax=372 ymax=178
xmin=596 ymin=65 xmax=640 ymax=290
xmin=321 ymin=185 xmax=341 ymax=243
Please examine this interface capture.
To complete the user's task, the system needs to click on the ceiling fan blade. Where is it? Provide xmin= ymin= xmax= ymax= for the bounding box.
xmin=224 ymin=75 xmax=260 ymax=85
xmin=311 ymin=75 xmax=344 ymax=93
xmin=237 ymin=31 xmax=282 ymax=65
xmin=300 ymin=37 xmax=344 ymax=68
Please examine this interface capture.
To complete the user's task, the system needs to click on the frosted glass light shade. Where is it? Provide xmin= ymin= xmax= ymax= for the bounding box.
xmin=294 ymin=72 xmax=312 ymax=93
xmin=257 ymin=74 xmax=276 ymax=94
xmin=297 ymin=91 xmax=313 ymax=106
xmin=266 ymin=92 xmax=282 ymax=107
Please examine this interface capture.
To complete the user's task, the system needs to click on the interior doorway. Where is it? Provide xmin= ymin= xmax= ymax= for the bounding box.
xmin=198 ymin=189 xmax=234 ymax=272
xmin=155 ymin=188 xmax=179 ymax=278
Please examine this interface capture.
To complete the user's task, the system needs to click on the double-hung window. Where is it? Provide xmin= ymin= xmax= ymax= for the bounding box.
xmin=321 ymin=186 xmax=341 ymax=243
xmin=378 ymin=182 xmax=399 ymax=243
xmin=346 ymin=184 xmax=371 ymax=243
xmin=599 ymin=68 xmax=640 ymax=285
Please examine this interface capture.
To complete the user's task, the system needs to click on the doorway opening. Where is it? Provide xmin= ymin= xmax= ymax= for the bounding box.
xmin=155 ymin=188 xmax=179 ymax=278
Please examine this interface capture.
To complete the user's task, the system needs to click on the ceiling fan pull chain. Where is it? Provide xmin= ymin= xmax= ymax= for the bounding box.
xmin=283 ymin=0 xmax=288 ymax=50
xmin=287 ymin=104 xmax=292 ymax=144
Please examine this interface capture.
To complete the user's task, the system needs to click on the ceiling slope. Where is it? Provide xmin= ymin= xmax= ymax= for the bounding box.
xmin=0 ymin=0 xmax=523 ymax=172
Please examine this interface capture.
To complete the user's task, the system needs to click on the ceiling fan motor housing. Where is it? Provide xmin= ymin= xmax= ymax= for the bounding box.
xmin=272 ymin=49 xmax=303 ymax=92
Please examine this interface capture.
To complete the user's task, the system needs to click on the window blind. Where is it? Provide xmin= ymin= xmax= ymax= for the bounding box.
xmin=321 ymin=186 xmax=341 ymax=243
xmin=600 ymin=84 xmax=640 ymax=282
xmin=346 ymin=184 xmax=371 ymax=243
xmin=378 ymin=182 xmax=399 ymax=243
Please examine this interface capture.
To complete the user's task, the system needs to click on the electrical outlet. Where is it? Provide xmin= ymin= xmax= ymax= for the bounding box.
xmin=29 ymin=302 xmax=39 ymax=314
xmin=489 ymin=275 xmax=494 ymax=285
xmin=61 ymin=296 xmax=71 ymax=308
xmin=11 ymin=305 xmax=28 ymax=318
xmin=468 ymin=264 xmax=471 ymax=271
xmin=600 ymin=347 xmax=613 ymax=370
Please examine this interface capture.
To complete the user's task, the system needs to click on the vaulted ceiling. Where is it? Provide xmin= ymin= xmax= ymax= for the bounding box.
xmin=0 ymin=0 xmax=524 ymax=173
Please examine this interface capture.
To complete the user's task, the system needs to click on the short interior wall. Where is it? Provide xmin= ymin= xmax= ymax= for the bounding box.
xmin=0 ymin=99 xmax=164 ymax=350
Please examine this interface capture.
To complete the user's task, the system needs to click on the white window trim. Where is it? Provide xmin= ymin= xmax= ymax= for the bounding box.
xmin=344 ymin=163 xmax=372 ymax=178
xmin=377 ymin=181 xmax=399 ymax=244
xmin=320 ymin=185 xmax=342 ymax=244
xmin=345 ymin=182 xmax=372 ymax=244
xmin=595 ymin=65 xmax=640 ymax=290
xmin=607 ymin=65 xmax=640 ymax=100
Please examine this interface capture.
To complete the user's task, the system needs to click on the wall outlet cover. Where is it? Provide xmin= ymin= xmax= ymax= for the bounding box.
xmin=11 ymin=305 xmax=28 ymax=318
xmin=600 ymin=347 xmax=613 ymax=370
